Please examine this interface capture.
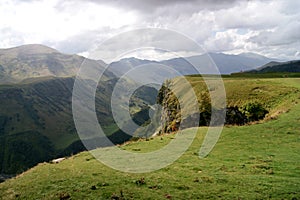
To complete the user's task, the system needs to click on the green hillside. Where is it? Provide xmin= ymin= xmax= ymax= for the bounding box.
xmin=0 ymin=43 xmax=160 ymax=175
xmin=250 ymin=60 xmax=300 ymax=73
xmin=187 ymin=76 xmax=298 ymax=110
xmin=0 ymin=77 xmax=98 ymax=174
xmin=0 ymin=76 xmax=155 ymax=175
xmin=0 ymin=78 xmax=299 ymax=199
xmin=157 ymin=76 xmax=299 ymax=133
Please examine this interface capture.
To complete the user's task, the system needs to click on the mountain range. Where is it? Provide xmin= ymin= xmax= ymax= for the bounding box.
xmin=0 ymin=44 xmax=277 ymax=85
xmin=0 ymin=44 xmax=296 ymax=176
xmin=107 ymin=52 xmax=275 ymax=77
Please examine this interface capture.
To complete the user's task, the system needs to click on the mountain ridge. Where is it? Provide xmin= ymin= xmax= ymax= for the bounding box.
xmin=108 ymin=51 xmax=275 ymax=75
xmin=0 ymin=44 xmax=281 ymax=82
xmin=0 ymin=44 xmax=59 ymax=55
xmin=0 ymin=44 xmax=111 ymax=84
xmin=246 ymin=60 xmax=300 ymax=73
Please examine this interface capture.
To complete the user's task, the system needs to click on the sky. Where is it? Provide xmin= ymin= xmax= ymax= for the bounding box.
xmin=0 ymin=0 xmax=300 ymax=61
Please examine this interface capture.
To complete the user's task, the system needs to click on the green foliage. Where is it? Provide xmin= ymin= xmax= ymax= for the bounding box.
xmin=225 ymin=107 xmax=247 ymax=125
xmin=156 ymin=85 xmax=167 ymax=104
xmin=156 ymin=80 xmax=181 ymax=133
xmin=198 ymin=91 xmax=211 ymax=113
xmin=0 ymin=131 xmax=55 ymax=174
xmin=240 ymin=102 xmax=268 ymax=121
xmin=0 ymin=116 xmax=7 ymax=134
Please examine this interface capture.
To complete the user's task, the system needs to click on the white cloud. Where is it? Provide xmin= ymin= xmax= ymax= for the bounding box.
xmin=249 ymin=21 xmax=300 ymax=46
xmin=0 ymin=0 xmax=300 ymax=60
xmin=214 ymin=1 xmax=287 ymax=30
xmin=0 ymin=0 xmax=137 ymax=47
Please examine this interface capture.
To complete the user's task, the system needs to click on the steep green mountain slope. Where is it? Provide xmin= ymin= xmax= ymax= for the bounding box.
xmin=0 ymin=44 xmax=159 ymax=175
xmin=0 ymin=77 xmax=91 ymax=174
xmin=0 ymin=76 xmax=157 ymax=175
xmin=0 ymin=78 xmax=299 ymax=199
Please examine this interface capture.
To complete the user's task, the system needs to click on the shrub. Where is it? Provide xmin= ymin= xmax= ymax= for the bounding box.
xmin=241 ymin=102 xmax=268 ymax=121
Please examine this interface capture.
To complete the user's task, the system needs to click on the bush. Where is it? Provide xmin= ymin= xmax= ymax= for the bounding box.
xmin=241 ymin=102 xmax=268 ymax=121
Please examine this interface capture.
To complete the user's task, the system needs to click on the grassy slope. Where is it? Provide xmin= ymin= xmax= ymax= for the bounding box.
xmin=185 ymin=76 xmax=299 ymax=113
xmin=0 ymin=78 xmax=299 ymax=199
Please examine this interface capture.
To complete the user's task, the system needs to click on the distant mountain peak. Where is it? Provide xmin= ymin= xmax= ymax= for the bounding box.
xmin=0 ymin=44 xmax=111 ymax=84
xmin=238 ymin=52 xmax=263 ymax=56
xmin=119 ymin=57 xmax=156 ymax=62
xmin=0 ymin=44 xmax=59 ymax=56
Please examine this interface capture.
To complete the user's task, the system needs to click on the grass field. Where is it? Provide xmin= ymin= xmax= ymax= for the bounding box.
xmin=185 ymin=76 xmax=299 ymax=110
xmin=0 ymin=78 xmax=299 ymax=199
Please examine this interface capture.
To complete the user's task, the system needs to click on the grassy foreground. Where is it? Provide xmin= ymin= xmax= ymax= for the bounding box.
xmin=0 ymin=78 xmax=300 ymax=199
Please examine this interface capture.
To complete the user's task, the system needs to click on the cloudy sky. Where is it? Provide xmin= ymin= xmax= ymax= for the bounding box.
xmin=1 ymin=0 xmax=300 ymax=61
